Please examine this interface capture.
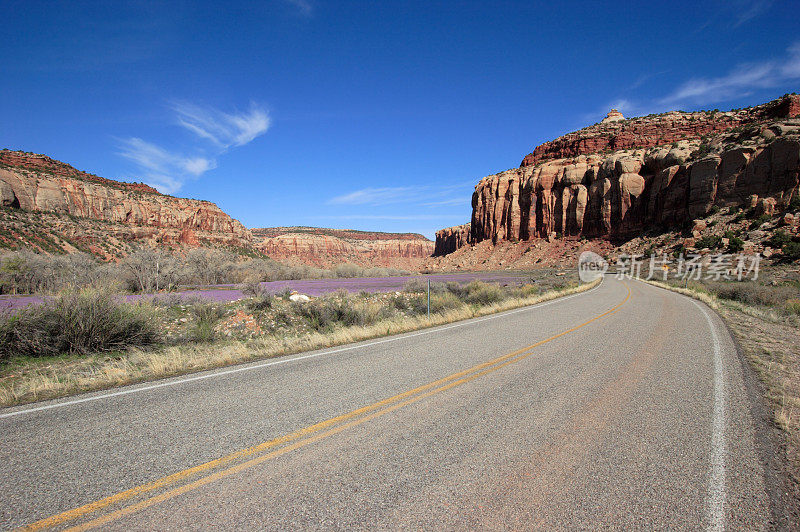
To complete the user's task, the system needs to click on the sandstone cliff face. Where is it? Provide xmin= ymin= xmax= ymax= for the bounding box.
xmin=252 ymin=227 xmax=434 ymax=269
xmin=437 ymin=94 xmax=800 ymax=254
xmin=434 ymin=224 xmax=471 ymax=256
xmin=520 ymin=94 xmax=799 ymax=167
xmin=0 ymin=151 xmax=252 ymax=255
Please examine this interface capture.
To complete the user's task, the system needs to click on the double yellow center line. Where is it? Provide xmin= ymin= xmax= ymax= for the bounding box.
xmin=23 ymin=282 xmax=631 ymax=531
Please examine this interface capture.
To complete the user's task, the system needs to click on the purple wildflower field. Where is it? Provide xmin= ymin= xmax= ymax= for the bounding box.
xmin=0 ymin=272 xmax=534 ymax=312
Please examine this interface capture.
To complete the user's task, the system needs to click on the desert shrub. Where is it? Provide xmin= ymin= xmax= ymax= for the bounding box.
xmin=190 ymin=303 xmax=226 ymax=342
xmin=240 ymin=280 xmax=265 ymax=297
xmin=784 ymin=299 xmax=800 ymax=315
xmin=247 ymin=293 xmax=275 ymax=311
xmin=463 ymin=281 xmax=504 ymax=305
xmin=291 ymin=292 xmax=392 ymax=331
xmin=768 ymin=230 xmax=792 ymax=249
xmin=695 ymin=235 xmax=722 ymax=250
xmin=789 ymin=194 xmax=800 ymax=212
xmin=783 ymin=242 xmax=800 ymax=261
xmin=333 ymin=263 xmax=361 ymax=278
xmin=509 ymin=283 xmax=540 ymax=298
xmin=0 ymin=290 xmax=160 ymax=359
xmin=444 ymin=281 xmax=469 ymax=299
xmin=403 ymin=279 xmax=429 ymax=293
xmin=147 ymin=293 xmax=205 ymax=308
xmin=726 ymin=236 xmax=745 ymax=253
xmin=704 ymin=281 xmax=799 ymax=308
xmin=749 ymin=214 xmax=772 ymax=229
xmin=428 ymin=292 xmax=464 ymax=313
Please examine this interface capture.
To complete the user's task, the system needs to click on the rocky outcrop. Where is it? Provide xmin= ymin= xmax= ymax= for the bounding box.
xmin=434 ymin=224 xmax=471 ymax=256
xmin=0 ymin=150 xmax=252 ymax=255
xmin=435 ymin=94 xmax=800 ymax=255
xmin=520 ymin=94 xmax=800 ymax=167
xmin=602 ymin=109 xmax=625 ymax=123
xmin=252 ymin=227 xmax=434 ymax=269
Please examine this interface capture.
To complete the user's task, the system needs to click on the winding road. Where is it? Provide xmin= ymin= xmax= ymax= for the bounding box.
xmin=0 ymin=276 xmax=773 ymax=529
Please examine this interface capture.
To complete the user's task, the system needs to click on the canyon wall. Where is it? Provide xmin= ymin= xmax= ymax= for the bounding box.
xmin=434 ymin=224 xmax=471 ymax=256
xmin=437 ymin=94 xmax=800 ymax=254
xmin=0 ymin=150 xmax=252 ymax=255
xmin=252 ymin=227 xmax=434 ymax=269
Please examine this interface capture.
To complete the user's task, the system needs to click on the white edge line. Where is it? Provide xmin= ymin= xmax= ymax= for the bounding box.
xmin=634 ymin=277 xmax=727 ymax=529
xmin=0 ymin=278 xmax=605 ymax=420
xmin=690 ymin=298 xmax=727 ymax=532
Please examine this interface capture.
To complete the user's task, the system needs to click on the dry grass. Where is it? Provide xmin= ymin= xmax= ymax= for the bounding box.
xmin=0 ymin=278 xmax=600 ymax=407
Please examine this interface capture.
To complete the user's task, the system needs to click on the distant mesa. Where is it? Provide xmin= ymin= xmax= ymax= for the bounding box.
xmin=602 ymin=109 xmax=625 ymax=123
xmin=252 ymin=226 xmax=434 ymax=269
xmin=432 ymin=92 xmax=800 ymax=258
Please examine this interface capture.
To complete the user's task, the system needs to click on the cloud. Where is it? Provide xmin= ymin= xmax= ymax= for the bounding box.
xmin=117 ymin=137 xmax=217 ymax=194
xmin=328 ymin=187 xmax=417 ymax=206
xmin=171 ymin=101 xmax=270 ymax=148
xmin=284 ymin=0 xmax=312 ymax=15
xmin=420 ymin=198 xmax=468 ymax=207
xmin=732 ymin=0 xmax=773 ymax=28
xmin=118 ymin=101 xmax=269 ymax=193
xmin=319 ymin=214 xmax=465 ymax=221
xmin=658 ymin=41 xmax=800 ymax=107
xmin=595 ymin=41 xmax=800 ymax=122
xmin=328 ymin=182 xmax=473 ymax=207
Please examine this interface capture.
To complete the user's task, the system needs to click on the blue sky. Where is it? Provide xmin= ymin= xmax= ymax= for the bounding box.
xmin=2 ymin=0 xmax=799 ymax=239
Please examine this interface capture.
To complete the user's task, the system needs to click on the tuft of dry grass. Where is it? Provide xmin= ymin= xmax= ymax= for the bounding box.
xmin=0 ymin=279 xmax=600 ymax=407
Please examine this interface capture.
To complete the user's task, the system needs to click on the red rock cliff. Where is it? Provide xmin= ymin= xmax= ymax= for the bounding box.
xmin=0 ymin=150 xmax=252 ymax=253
xmin=434 ymin=224 xmax=471 ymax=256
xmin=520 ymin=94 xmax=800 ymax=166
xmin=252 ymin=227 xmax=434 ymax=269
xmin=436 ymin=94 xmax=800 ymax=254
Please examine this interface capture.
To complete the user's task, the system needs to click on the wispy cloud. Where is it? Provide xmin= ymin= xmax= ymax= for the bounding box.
xmin=328 ymin=187 xmax=417 ymax=206
xmin=732 ymin=0 xmax=773 ymax=28
xmin=117 ymin=137 xmax=218 ymax=193
xmin=328 ymin=183 xmax=473 ymax=207
xmin=420 ymin=198 xmax=467 ymax=207
xmin=318 ymin=214 xmax=465 ymax=221
xmin=284 ymin=0 xmax=312 ymax=16
xmin=172 ymin=101 xmax=270 ymax=148
xmin=659 ymin=59 xmax=782 ymax=107
xmin=594 ymin=41 xmax=800 ymax=122
xmin=118 ymin=102 xmax=269 ymax=193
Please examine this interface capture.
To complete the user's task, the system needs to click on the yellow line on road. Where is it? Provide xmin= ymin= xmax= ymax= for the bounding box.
xmin=23 ymin=282 xmax=631 ymax=531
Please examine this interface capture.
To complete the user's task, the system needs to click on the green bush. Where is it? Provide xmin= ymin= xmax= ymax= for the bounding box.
xmin=696 ymin=235 xmax=722 ymax=250
xmin=0 ymin=290 xmax=160 ymax=359
xmin=783 ymin=242 xmax=800 ymax=261
xmin=190 ymin=303 xmax=226 ymax=342
xmin=726 ymin=236 xmax=744 ymax=253
xmin=768 ymin=230 xmax=792 ymax=249
xmin=749 ymin=214 xmax=772 ymax=229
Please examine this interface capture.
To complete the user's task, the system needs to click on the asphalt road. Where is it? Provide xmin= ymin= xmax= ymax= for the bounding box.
xmin=0 ymin=276 xmax=773 ymax=530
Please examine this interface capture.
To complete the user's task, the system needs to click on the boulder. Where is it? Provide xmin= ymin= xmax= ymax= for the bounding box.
xmin=755 ymin=197 xmax=776 ymax=216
